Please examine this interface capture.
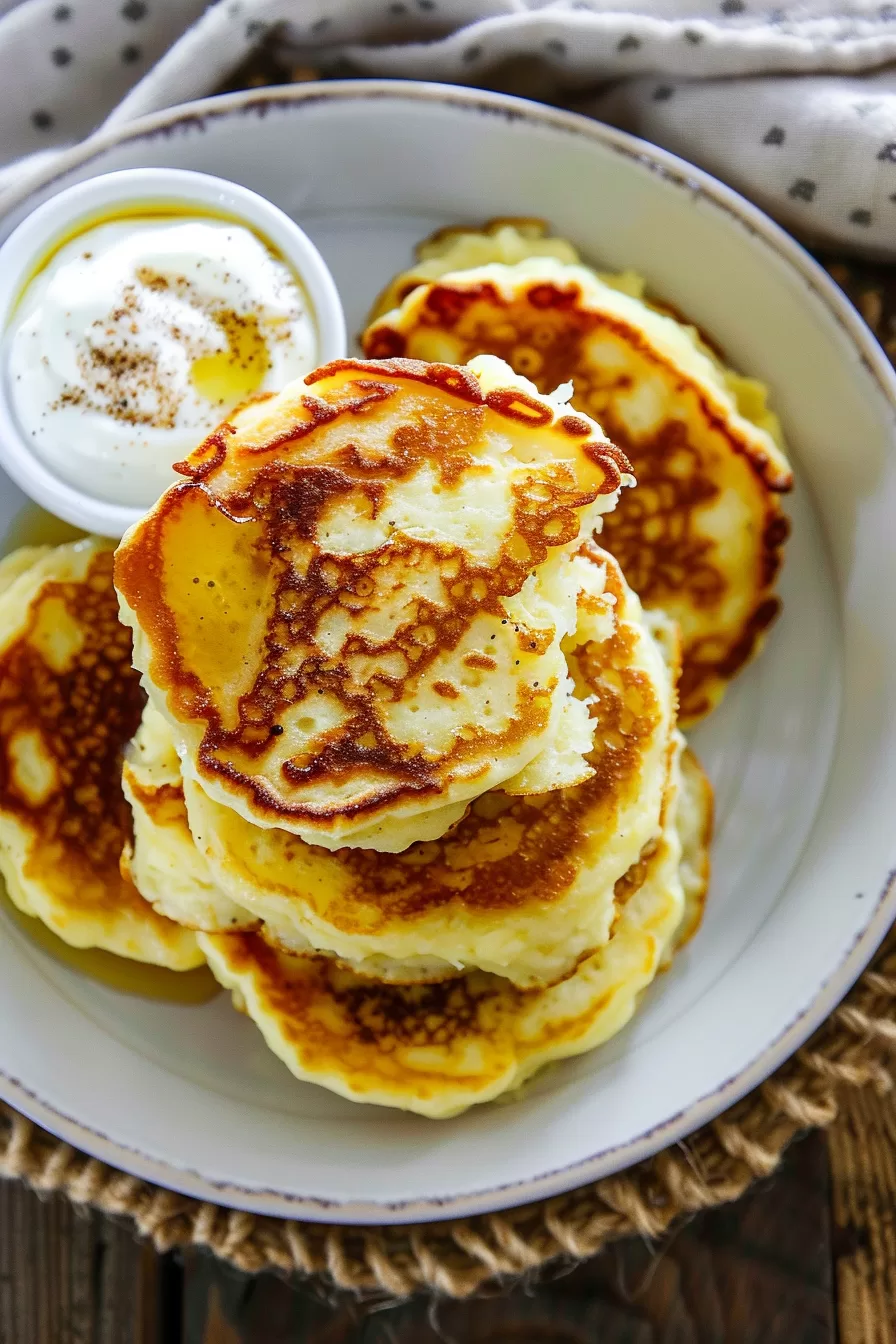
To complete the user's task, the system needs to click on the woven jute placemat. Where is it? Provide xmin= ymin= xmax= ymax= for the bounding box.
xmin=3 ymin=927 xmax=896 ymax=1298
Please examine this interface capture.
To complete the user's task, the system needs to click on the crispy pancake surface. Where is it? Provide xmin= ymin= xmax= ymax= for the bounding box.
xmin=197 ymin=736 xmax=699 ymax=1118
xmin=369 ymin=217 xmax=584 ymax=321
xmin=134 ymin=544 xmax=676 ymax=987
xmin=122 ymin=702 xmax=257 ymax=933
xmin=115 ymin=356 xmax=632 ymax=850
xmin=364 ymin=237 xmax=792 ymax=722
xmin=0 ymin=540 xmax=201 ymax=968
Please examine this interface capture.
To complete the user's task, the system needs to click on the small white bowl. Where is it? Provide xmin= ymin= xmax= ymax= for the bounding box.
xmin=0 ymin=167 xmax=346 ymax=537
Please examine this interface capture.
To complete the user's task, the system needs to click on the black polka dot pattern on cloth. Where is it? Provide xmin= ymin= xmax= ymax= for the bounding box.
xmin=789 ymin=178 xmax=817 ymax=202
xmin=1 ymin=0 xmax=896 ymax=264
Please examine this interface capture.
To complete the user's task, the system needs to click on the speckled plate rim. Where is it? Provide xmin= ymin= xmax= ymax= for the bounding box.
xmin=0 ymin=80 xmax=895 ymax=1227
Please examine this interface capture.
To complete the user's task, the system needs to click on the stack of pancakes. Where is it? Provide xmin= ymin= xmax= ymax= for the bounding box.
xmin=0 ymin=226 xmax=790 ymax=1118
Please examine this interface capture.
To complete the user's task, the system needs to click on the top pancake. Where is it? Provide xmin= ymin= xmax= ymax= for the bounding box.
xmin=115 ymin=355 xmax=632 ymax=850
xmin=0 ymin=539 xmax=201 ymax=968
xmin=363 ymin=225 xmax=793 ymax=722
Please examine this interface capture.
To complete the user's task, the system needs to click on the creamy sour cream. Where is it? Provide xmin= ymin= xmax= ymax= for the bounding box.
xmin=6 ymin=216 xmax=318 ymax=508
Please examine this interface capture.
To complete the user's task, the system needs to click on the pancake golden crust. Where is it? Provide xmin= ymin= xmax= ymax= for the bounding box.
xmin=197 ymin=762 xmax=687 ymax=1118
xmin=115 ymin=357 xmax=632 ymax=849
xmin=181 ymin=543 xmax=676 ymax=987
xmin=0 ymin=541 xmax=201 ymax=968
xmin=364 ymin=261 xmax=792 ymax=722
xmin=368 ymin=217 xmax=584 ymax=322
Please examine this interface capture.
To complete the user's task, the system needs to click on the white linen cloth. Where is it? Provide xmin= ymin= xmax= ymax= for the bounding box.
xmin=0 ymin=0 xmax=894 ymax=255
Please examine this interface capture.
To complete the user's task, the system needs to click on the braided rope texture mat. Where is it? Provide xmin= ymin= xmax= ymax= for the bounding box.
xmin=0 ymin=57 xmax=895 ymax=1288
xmin=2 ymin=930 xmax=895 ymax=1299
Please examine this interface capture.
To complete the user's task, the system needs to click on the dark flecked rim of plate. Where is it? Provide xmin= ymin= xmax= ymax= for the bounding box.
xmin=1 ymin=80 xmax=895 ymax=1227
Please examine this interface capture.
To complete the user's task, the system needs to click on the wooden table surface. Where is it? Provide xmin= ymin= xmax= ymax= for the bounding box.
xmin=2 ymin=1084 xmax=896 ymax=1343
xmin=1 ymin=250 xmax=894 ymax=1344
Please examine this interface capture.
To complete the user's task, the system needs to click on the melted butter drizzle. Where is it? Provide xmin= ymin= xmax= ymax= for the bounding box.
xmin=1 ymin=884 xmax=220 ymax=1003
xmin=190 ymin=309 xmax=270 ymax=408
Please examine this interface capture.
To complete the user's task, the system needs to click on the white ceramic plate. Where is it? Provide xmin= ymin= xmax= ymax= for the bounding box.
xmin=1 ymin=82 xmax=895 ymax=1227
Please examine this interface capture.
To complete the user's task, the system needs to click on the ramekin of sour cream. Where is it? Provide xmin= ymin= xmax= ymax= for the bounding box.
xmin=0 ymin=169 xmax=346 ymax=536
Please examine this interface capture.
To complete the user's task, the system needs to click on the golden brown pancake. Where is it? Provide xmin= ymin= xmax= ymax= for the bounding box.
xmin=0 ymin=540 xmax=201 ymax=968
xmin=369 ymin=217 xmax=584 ymax=321
xmin=129 ymin=543 xmax=677 ymax=988
xmin=197 ymin=732 xmax=704 ymax=1118
xmin=367 ymin=218 xmax=785 ymax=445
xmin=364 ymin=240 xmax=793 ymax=722
xmin=115 ymin=355 xmax=633 ymax=851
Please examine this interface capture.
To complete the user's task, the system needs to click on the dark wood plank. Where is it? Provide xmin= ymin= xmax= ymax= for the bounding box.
xmin=0 ymin=1178 xmax=162 ymax=1344
xmin=829 ymin=1086 xmax=896 ymax=1344
xmin=182 ymin=1247 xmax=368 ymax=1343
xmin=553 ymin=1129 xmax=835 ymax=1344
xmin=182 ymin=1131 xmax=834 ymax=1343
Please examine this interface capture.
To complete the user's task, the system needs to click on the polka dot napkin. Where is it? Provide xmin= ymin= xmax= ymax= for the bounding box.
xmin=1 ymin=0 xmax=895 ymax=256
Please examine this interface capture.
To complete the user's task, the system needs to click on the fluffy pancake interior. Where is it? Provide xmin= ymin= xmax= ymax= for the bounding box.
xmin=115 ymin=355 xmax=632 ymax=849
xmin=197 ymin=733 xmax=697 ymax=1119
xmin=364 ymin=229 xmax=792 ymax=723
xmin=0 ymin=540 xmax=201 ymax=969
xmin=122 ymin=701 xmax=258 ymax=933
xmin=138 ymin=543 xmax=676 ymax=988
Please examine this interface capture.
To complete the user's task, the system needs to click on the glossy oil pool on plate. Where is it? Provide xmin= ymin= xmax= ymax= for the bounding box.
xmin=0 ymin=82 xmax=894 ymax=1225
